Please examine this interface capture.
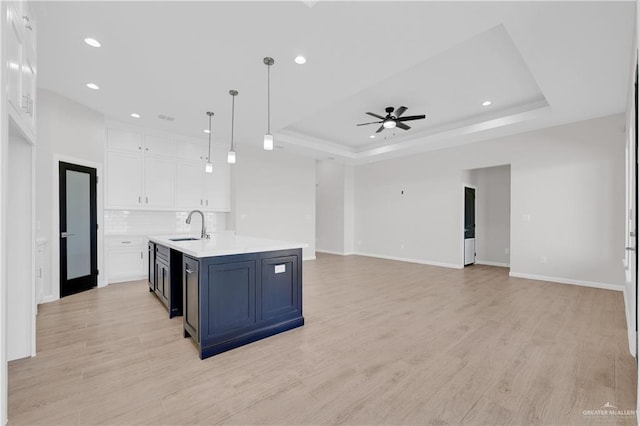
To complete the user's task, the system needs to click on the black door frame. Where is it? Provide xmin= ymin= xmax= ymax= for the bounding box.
xmin=59 ymin=161 xmax=98 ymax=297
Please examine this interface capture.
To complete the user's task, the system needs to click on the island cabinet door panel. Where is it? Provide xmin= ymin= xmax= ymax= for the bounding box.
xmin=260 ymin=255 xmax=300 ymax=321
xmin=184 ymin=256 xmax=199 ymax=341
xmin=204 ymin=261 xmax=256 ymax=338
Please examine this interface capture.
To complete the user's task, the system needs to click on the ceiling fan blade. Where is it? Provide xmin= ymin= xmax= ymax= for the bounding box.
xmin=375 ymin=124 xmax=385 ymax=133
xmin=396 ymin=122 xmax=411 ymax=131
xmin=356 ymin=121 xmax=382 ymax=126
xmin=366 ymin=112 xmax=385 ymax=120
xmin=395 ymin=106 xmax=408 ymax=117
xmin=396 ymin=114 xmax=426 ymax=122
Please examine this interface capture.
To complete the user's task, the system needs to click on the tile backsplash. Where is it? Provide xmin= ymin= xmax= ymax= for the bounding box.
xmin=104 ymin=210 xmax=227 ymax=236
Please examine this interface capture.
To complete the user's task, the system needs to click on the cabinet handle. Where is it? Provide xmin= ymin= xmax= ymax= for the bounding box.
xmin=200 ymin=200 xmax=203 ymax=206
xmin=141 ymin=252 xmax=143 ymax=259
xmin=185 ymin=268 xmax=194 ymax=274
xmin=206 ymin=200 xmax=209 ymax=206
xmin=138 ymin=196 xmax=142 ymax=203
xmin=146 ymin=196 xmax=149 ymax=203
xmin=121 ymin=241 xmax=131 ymax=244
xmin=23 ymin=15 xmax=30 ymax=22
xmin=138 ymin=146 xmax=142 ymax=150
xmin=25 ymin=24 xmax=32 ymax=31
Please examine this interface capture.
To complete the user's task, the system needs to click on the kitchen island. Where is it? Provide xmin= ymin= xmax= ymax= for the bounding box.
xmin=148 ymin=233 xmax=305 ymax=359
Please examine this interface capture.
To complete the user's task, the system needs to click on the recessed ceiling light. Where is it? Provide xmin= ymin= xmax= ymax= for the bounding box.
xmin=130 ymin=113 xmax=141 ymax=118
xmin=86 ymin=83 xmax=100 ymax=90
xmin=84 ymin=38 xmax=101 ymax=48
xmin=294 ymin=55 xmax=306 ymax=65
xmin=203 ymin=129 xmax=210 ymax=134
xmin=369 ymin=135 xmax=375 ymax=139
xmin=482 ymin=100 xmax=492 ymax=107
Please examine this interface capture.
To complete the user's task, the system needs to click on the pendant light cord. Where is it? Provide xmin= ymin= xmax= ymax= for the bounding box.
xmin=267 ymin=63 xmax=271 ymax=134
xmin=231 ymin=95 xmax=235 ymax=151
xmin=208 ymin=113 xmax=212 ymax=161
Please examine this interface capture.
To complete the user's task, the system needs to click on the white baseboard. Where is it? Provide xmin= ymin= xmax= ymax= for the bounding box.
xmin=508 ymin=271 xmax=624 ymax=292
xmin=353 ymin=252 xmax=463 ymax=270
xmin=315 ymin=249 xmax=356 ymax=256
xmin=40 ymin=295 xmax=58 ymax=304
xmin=475 ymin=260 xmax=510 ymax=268
xmin=108 ymin=274 xmax=147 ymax=285
xmin=303 ymin=256 xmax=316 ymax=261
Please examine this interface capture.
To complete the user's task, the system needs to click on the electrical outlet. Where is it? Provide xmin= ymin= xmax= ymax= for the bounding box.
xmin=540 ymin=256 xmax=547 ymax=264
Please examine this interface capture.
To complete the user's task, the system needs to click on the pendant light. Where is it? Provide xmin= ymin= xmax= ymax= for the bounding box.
xmin=228 ymin=90 xmax=238 ymax=164
xmin=205 ymin=111 xmax=214 ymax=173
xmin=263 ymin=57 xmax=275 ymax=150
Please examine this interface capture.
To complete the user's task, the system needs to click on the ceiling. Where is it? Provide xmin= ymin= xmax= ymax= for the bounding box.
xmin=34 ymin=1 xmax=636 ymax=163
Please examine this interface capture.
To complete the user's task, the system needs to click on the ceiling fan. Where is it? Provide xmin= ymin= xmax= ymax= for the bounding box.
xmin=356 ymin=106 xmax=426 ymax=133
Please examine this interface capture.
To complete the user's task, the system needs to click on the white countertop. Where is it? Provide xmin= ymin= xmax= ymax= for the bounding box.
xmin=148 ymin=233 xmax=307 ymax=258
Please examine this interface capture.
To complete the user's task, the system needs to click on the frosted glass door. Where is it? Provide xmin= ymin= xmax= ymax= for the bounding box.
xmin=59 ymin=162 xmax=97 ymax=297
xmin=66 ymin=170 xmax=91 ymax=279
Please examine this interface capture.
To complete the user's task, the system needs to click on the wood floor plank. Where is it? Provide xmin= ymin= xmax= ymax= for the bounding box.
xmin=7 ymin=254 xmax=637 ymax=425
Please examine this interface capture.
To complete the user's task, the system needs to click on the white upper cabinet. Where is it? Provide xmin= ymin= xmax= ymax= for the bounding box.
xmin=107 ymin=128 xmax=143 ymax=152
xmin=204 ymin=161 xmax=231 ymax=212
xmin=143 ymin=155 xmax=175 ymax=208
xmin=177 ymin=140 xmax=205 ymax=162
xmin=6 ymin=0 xmax=36 ymax=140
xmin=175 ymin=160 xmax=205 ymax=209
xmin=144 ymin=135 xmax=176 ymax=157
xmin=106 ymin=151 xmax=143 ymax=208
xmin=105 ymin=125 xmax=230 ymax=212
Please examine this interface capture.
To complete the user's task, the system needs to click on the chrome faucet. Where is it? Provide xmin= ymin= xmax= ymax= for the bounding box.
xmin=186 ymin=210 xmax=208 ymax=239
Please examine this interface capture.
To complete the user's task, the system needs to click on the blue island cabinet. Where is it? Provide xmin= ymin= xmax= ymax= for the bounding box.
xmin=182 ymin=248 xmax=304 ymax=359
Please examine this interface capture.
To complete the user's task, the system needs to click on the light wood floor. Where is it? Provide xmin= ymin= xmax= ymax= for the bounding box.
xmin=8 ymin=254 xmax=637 ymax=425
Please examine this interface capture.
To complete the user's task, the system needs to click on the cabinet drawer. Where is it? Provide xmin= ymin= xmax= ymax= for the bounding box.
xmin=107 ymin=236 xmax=145 ymax=248
xmin=155 ymin=244 xmax=170 ymax=261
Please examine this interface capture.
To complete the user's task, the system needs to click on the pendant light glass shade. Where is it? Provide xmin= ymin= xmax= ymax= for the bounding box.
xmin=205 ymin=111 xmax=214 ymax=173
xmin=263 ymin=57 xmax=275 ymax=150
xmin=263 ymin=133 xmax=273 ymax=150
xmin=228 ymin=90 xmax=238 ymax=164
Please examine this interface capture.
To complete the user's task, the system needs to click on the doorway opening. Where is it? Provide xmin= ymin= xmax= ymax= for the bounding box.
xmin=59 ymin=162 xmax=98 ymax=297
xmin=463 ymin=165 xmax=511 ymax=269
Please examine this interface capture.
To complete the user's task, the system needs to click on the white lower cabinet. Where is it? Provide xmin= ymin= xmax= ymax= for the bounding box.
xmin=106 ymin=236 xmax=147 ymax=283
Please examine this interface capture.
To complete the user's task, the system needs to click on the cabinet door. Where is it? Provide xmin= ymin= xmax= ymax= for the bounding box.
xmin=106 ymin=151 xmax=143 ymax=208
xmin=107 ymin=128 xmax=143 ymax=152
xmin=155 ymin=259 xmax=167 ymax=302
xmin=144 ymin=135 xmax=175 ymax=157
xmin=107 ymin=248 xmax=145 ymax=283
xmin=260 ymin=255 xmax=300 ymax=321
xmin=6 ymin=5 xmax=23 ymax=115
xmin=148 ymin=242 xmax=155 ymax=291
xmin=177 ymin=140 xmax=205 ymax=162
xmin=21 ymin=52 xmax=36 ymax=130
xmin=206 ymin=260 xmax=256 ymax=336
xmin=175 ymin=160 xmax=204 ymax=210
xmin=204 ymin=162 xmax=230 ymax=211
xmin=143 ymin=155 xmax=175 ymax=208
xmin=184 ymin=256 xmax=199 ymax=341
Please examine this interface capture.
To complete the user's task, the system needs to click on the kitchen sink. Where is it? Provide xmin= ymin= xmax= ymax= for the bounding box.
xmin=169 ymin=237 xmax=200 ymax=242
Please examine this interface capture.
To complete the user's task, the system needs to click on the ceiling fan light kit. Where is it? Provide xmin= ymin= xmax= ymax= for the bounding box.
xmin=357 ymin=106 xmax=426 ymax=134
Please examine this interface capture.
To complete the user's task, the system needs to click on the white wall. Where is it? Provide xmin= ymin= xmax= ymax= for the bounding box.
xmin=36 ymin=89 xmax=106 ymax=300
xmin=355 ymin=114 xmax=626 ymax=288
xmin=232 ymin=145 xmax=316 ymax=260
xmin=474 ymin=165 xmax=511 ymax=266
xmin=316 ymin=160 xmax=345 ymax=254
xmin=6 ymin=136 xmax=33 ymax=361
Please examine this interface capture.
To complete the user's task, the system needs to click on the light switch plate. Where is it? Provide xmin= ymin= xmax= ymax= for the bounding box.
xmin=275 ymin=264 xmax=286 ymax=274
